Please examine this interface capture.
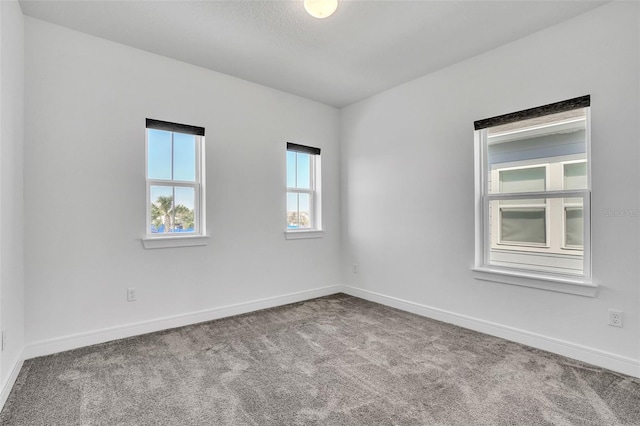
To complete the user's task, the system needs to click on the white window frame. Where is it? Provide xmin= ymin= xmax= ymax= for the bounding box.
xmin=142 ymin=119 xmax=208 ymax=249
xmin=285 ymin=143 xmax=323 ymax=240
xmin=473 ymin=98 xmax=595 ymax=296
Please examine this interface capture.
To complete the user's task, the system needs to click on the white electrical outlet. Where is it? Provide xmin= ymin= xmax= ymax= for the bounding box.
xmin=127 ymin=287 xmax=137 ymax=302
xmin=608 ymin=309 xmax=623 ymax=327
xmin=352 ymin=264 xmax=358 ymax=273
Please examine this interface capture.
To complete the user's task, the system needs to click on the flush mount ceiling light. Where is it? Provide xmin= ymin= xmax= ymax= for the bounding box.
xmin=304 ymin=0 xmax=338 ymax=19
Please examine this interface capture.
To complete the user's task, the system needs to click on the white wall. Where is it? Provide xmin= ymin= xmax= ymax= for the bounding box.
xmin=19 ymin=1 xmax=640 ymax=379
xmin=340 ymin=2 xmax=640 ymax=374
xmin=24 ymin=18 xmax=341 ymax=348
xmin=0 ymin=0 xmax=25 ymax=392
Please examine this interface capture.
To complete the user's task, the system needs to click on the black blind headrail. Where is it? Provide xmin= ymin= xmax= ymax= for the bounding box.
xmin=474 ymin=95 xmax=590 ymax=131
xmin=146 ymin=118 xmax=205 ymax=136
xmin=287 ymin=142 xmax=321 ymax=155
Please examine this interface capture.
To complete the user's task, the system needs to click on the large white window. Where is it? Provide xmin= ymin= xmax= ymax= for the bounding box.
xmin=286 ymin=142 xmax=322 ymax=239
xmin=144 ymin=119 xmax=206 ymax=248
xmin=474 ymin=96 xmax=593 ymax=294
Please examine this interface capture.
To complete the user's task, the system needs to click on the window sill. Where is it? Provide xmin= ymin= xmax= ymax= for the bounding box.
xmin=471 ymin=267 xmax=598 ymax=297
xmin=142 ymin=235 xmax=209 ymax=249
xmin=284 ymin=230 xmax=324 ymax=240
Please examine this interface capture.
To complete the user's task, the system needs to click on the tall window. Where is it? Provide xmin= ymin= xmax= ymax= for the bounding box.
xmin=286 ymin=143 xmax=321 ymax=231
xmin=474 ymin=96 xmax=591 ymax=281
xmin=146 ymin=119 xmax=205 ymax=237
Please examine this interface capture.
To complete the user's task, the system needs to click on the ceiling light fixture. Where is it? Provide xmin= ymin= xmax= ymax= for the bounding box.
xmin=304 ymin=0 xmax=338 ymax=19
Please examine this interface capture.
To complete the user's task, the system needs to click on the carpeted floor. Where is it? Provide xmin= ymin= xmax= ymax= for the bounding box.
xmin=1 ymin=293 xmax=639 ymax=425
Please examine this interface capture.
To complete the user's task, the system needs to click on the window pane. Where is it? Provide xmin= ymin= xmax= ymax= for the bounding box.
xmin=150 ymin=185 xmax=174 ymax=233
xmin=565 ymin=205 xmax=584 ymax=247
xmin=488 ymin=197 xmax=584 ymax=275
xmin=287 ymin=192 xmax=299 ymax=229
xmin=286 ymin=192 xmax=312 ymax=229
xmin=174 ymin=187 xmax=195 ymax=232
xmin=564 ymin=162 xmax=587 ymax=190
xmin=487 ymin=108 xmax=587 ymax=195
xmin=497 ymin=167 xmax=546 ymax=205
xmin=298 ymin=193 xmax=311 ymax=228
xmin=173 ymin=133 xmax=196 ymax=182
xmin=487 ymin=109 xmax=587 ymax=168
xmin=296 ymin=153 xmax=311 ymax=190
xmin=286 ymin=151 xmax=297 ymax=188
xmin=500 ymin=208 xmax=546 ymax=244
xmin=147 ymin=129 xmax=172 ymax=180
xmin=499 ymin=167 xmax=546 ymax=193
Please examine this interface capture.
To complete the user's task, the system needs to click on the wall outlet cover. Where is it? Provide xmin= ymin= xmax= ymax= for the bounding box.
xmin=608 ymin=309 xmax=623 ymax=327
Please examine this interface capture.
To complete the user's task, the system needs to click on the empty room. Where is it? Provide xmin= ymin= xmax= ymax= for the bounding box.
xmin=0 ymin=0 xmax=638 ymax=424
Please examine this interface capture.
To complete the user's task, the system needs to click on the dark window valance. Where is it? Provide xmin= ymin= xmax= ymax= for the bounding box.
xmin=287 ymin=142 xmax=321 ymax=155
xmin=474 ymin=95 xmax=590 ymax=131
xmin=146 ymin=118 xmax=205 ymax=136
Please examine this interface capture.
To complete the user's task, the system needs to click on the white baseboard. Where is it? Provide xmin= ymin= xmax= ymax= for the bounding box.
xmin=21 ymin=283 xmax=640 ymax=381
xmin=0 ymin=351 xmax=24 ymax=412
xmin=24 ymin=285 xmax=342 ymax=360
xmin=341 ymin=285 xmax=640 ymax=379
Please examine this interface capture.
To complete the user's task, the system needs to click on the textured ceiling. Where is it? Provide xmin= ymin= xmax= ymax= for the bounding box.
xmin=19 ymin=0 xmax=606 ymax=108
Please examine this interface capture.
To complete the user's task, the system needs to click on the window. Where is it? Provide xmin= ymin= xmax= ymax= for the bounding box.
xmin=286 ymin=142 xmax=322 ymax=239
xmin=474 ymin=96 xmax=594 ymax=294
xmin=143 ymin=119 xmax=207 ymax=248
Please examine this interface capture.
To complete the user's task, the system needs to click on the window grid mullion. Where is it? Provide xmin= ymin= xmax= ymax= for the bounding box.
xmin=286 ymin=188 xmax=313 ymax=195
xmin=486 ymin=190 xmax=588 ymax=201
xmin=171 ymin=187 xmax=176 ymax=233
xmin=148 ymin=180 xmax=198 ymax=189
xmin=170 ymin=131 xmax=174 ymax=181
xmin=297 ymin=192 xmax=301 ymax=227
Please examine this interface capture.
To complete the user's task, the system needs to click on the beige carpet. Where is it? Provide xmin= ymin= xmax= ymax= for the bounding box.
xmin=1 ymin=294 xmax=639 ymax=425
